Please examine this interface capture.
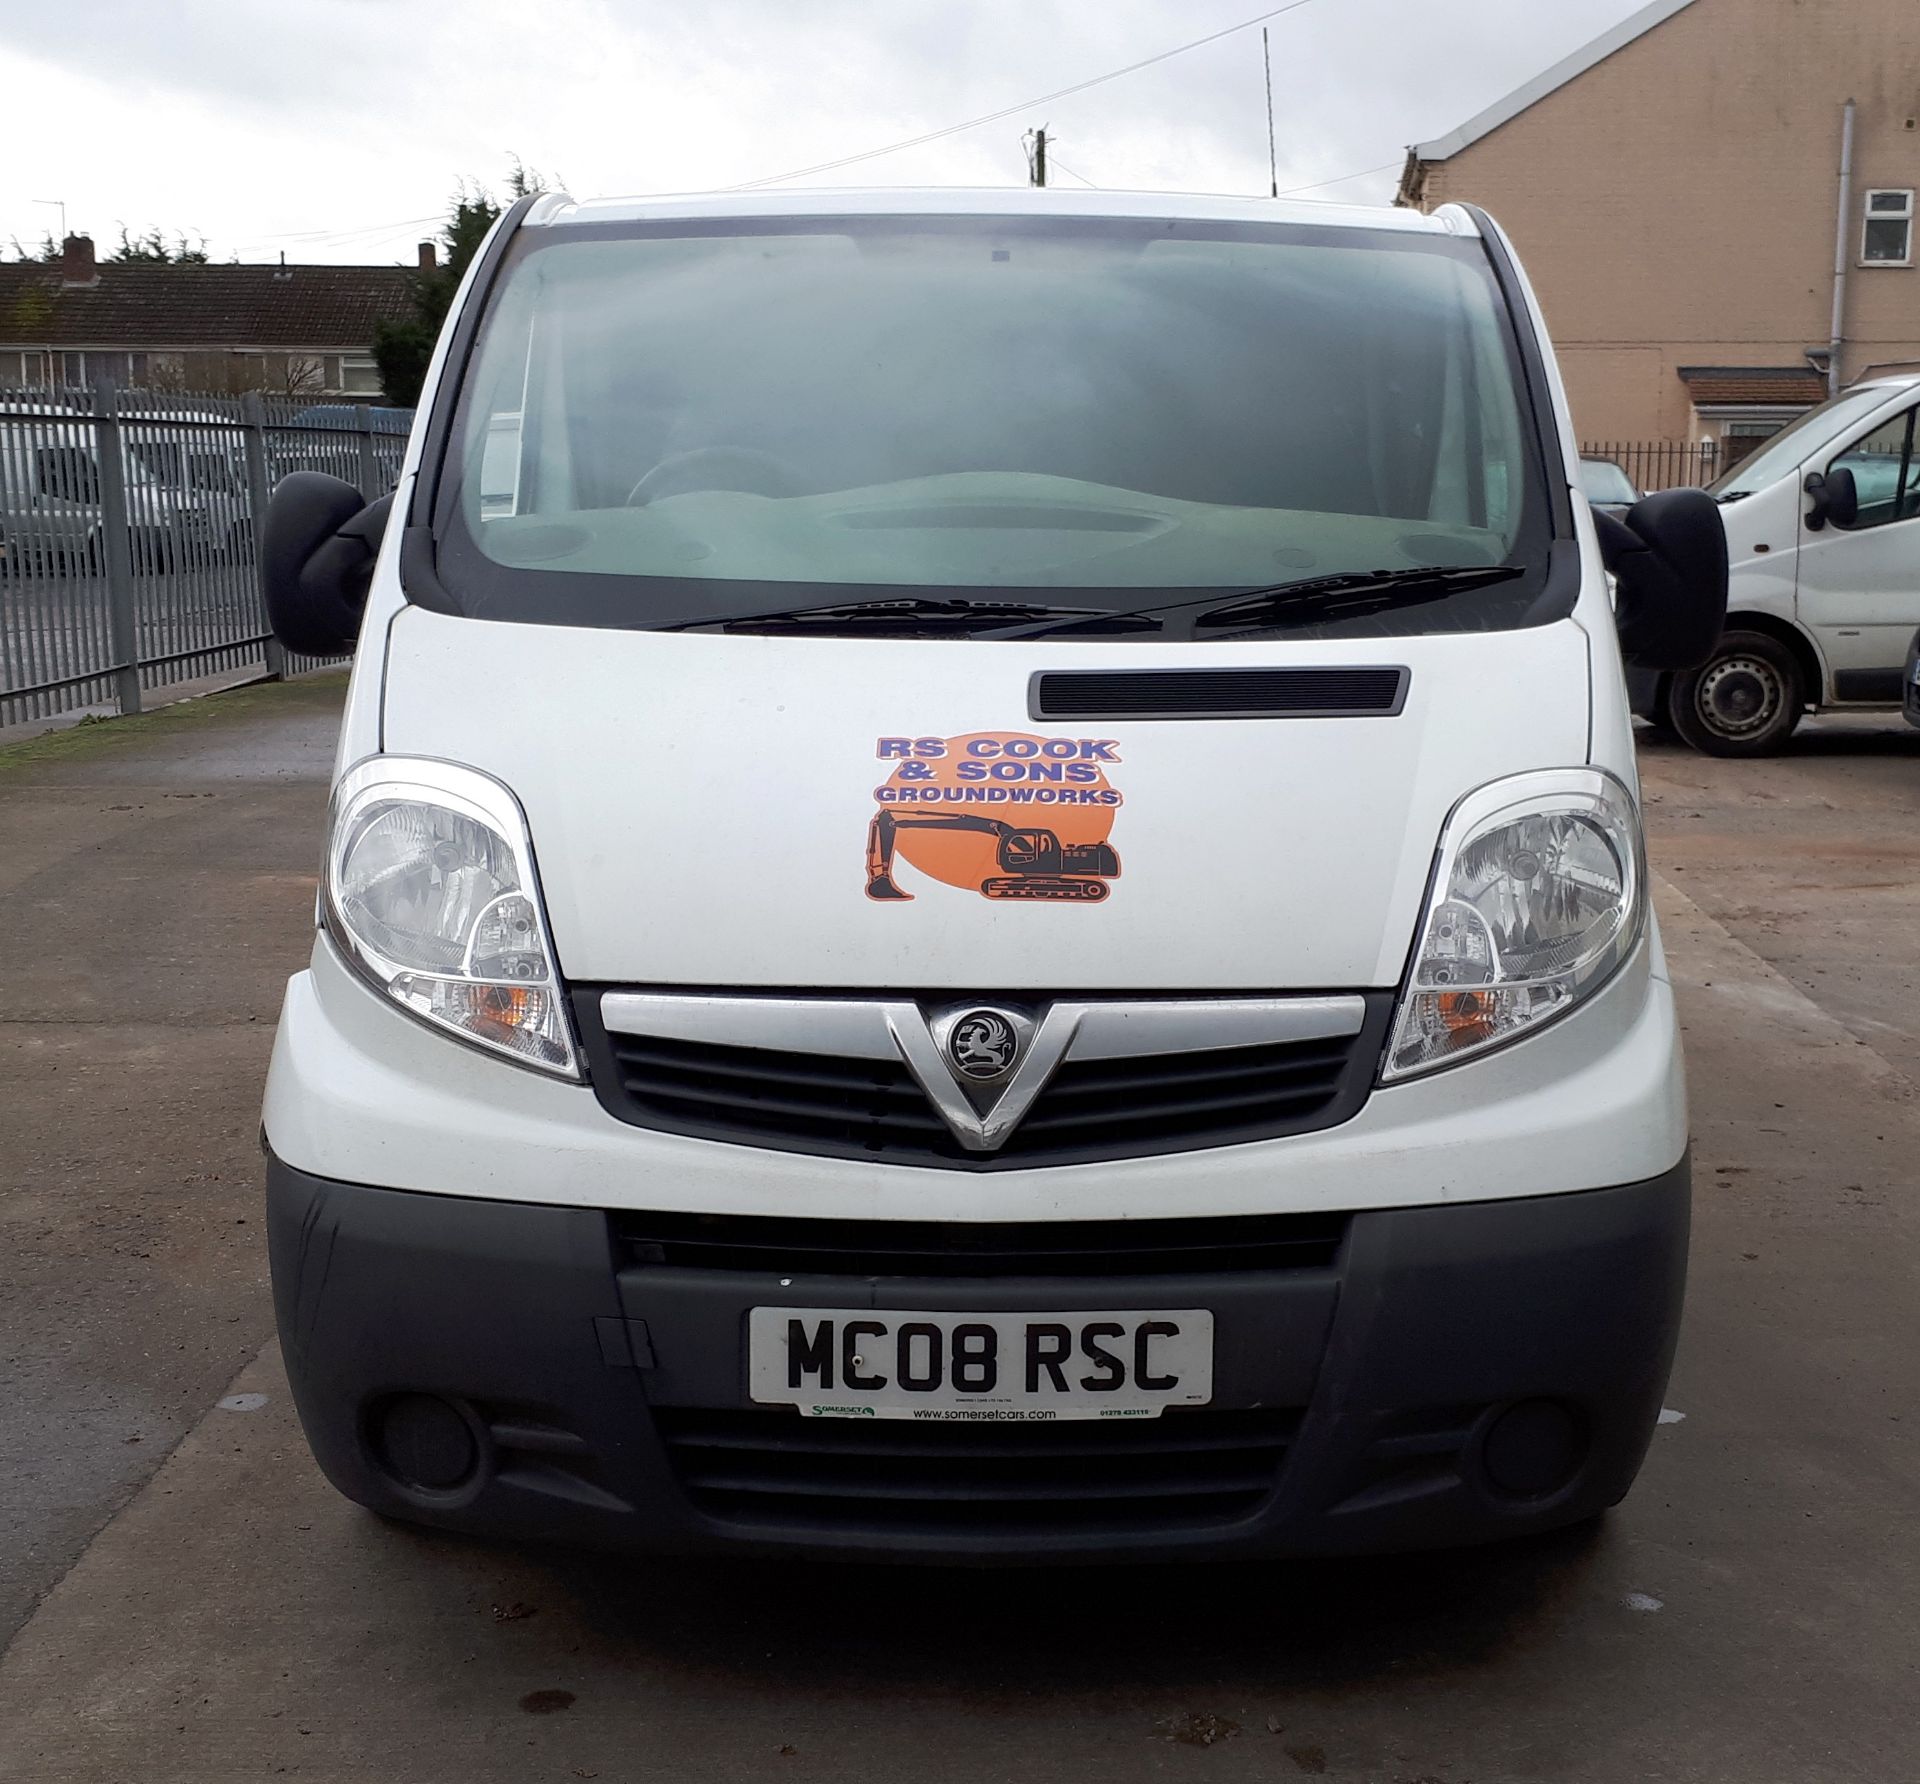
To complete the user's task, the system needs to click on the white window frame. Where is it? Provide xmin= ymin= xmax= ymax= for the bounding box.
xmin=1693 ymin=403 xmax=1811 ymax=435
xmin=1861 ymin=188 xmax=1914 ymax=267
xmin=337 ymin=354 xmax=381 ymax=396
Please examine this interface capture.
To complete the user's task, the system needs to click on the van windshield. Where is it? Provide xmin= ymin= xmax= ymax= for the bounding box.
xmin=1705 ymin=385 xmax=1894 ymax=501
xmin=434 ymin=215 xmax=1554 ymax=637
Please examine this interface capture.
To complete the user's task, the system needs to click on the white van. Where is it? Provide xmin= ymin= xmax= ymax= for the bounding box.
xmin=121 ymin=409 xmax=252 ymax=562
xmin=256 ymin=190 xmax=1725 ymax=1564
xmin=0 ymin=409 xmax=232 ymax=573
xmin=1633 ymin=373 xmax=1920 ymax=754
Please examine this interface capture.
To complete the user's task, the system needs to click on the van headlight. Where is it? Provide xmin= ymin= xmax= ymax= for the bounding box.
xmin=1383 ymin=769 xmax=1645 ymax=1080
xmin=323 ymin=757 xmax=580 ymax=1077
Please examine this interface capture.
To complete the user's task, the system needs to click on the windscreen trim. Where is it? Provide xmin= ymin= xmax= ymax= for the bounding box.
xmin=409 ymin=209 xmax=1574 ymax=639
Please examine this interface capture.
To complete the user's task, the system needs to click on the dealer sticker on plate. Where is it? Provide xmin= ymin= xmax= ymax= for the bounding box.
xmin=748 ymin=1307 xmax=1214 ymax=1421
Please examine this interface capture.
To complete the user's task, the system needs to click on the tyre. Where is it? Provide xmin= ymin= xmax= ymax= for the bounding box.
xmin=1666 ymin=630 xmax=1805 ymax=757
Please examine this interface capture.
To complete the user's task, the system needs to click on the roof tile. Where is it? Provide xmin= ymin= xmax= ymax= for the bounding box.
xmin=1678 ymin=365 xmax=1829 ymax=405
xmin=0 ymin=262 xmax=416 ymax=350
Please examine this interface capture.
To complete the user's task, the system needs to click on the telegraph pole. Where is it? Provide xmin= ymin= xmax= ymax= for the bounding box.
xmin=1031 ymin=128 xmax=1048 ymax=187
xmin=1263 ymin=28 xmax=1278 ymax=197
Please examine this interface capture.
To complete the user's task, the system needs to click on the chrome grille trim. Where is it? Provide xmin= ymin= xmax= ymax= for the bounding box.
xmin=597 ymin=992 xmax=1368 ymax=1058
xmin=595 ymin=992 xmax=1370 ymax=1156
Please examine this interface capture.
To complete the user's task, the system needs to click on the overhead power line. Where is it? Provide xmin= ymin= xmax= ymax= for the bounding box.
xmin=245 ymin=213 xmax=445 ymax=245
xmin=224 ymin=153 xmax=1399 ymax=264
xmin=1275 ymin=159 xmax=1401 ymax=196
xmin=730 ymin=0 xmax=1324 ymax=190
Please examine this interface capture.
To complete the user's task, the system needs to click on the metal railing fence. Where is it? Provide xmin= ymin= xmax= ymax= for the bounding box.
xmin=1580 ymin=440 xmax=1725 ymax=493
xmin=0 ymin=383 xmax=410 ymax=727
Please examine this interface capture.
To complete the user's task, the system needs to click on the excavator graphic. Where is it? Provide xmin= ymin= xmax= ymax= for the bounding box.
xmin=865 ymin=808 xmax=1120 ymax=902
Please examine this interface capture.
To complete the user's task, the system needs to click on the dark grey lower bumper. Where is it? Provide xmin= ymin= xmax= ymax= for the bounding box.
xmin=266 ymin=1155 xmax=1689 ymax=1564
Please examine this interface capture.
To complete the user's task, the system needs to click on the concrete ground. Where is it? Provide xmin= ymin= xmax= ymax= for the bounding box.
xmin=0 ymin=683 xmax=1915 ymax=1783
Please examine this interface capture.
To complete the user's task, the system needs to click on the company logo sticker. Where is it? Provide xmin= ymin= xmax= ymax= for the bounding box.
xmin=866 ymin=733 xmax=1123 ymax=904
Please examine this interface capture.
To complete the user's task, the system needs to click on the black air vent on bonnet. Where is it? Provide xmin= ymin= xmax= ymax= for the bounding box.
xmin=1028 ymin=666 xmax=1409 ymax=722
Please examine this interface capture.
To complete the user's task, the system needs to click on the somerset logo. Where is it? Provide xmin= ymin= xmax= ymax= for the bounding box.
xmin=865 ymin=732 xmax=1124 ymax=904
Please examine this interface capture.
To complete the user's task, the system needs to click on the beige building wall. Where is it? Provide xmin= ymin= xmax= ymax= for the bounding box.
xmin=1404 ymin=0 xmax=1920 ymax=442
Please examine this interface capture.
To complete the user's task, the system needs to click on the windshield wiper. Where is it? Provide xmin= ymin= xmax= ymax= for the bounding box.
xmin=664 ymin=597 xmax=1153 ymax=637
xmin=994 ymin=564 xmax=1525 ymax=640
xmin=663 ymin=569 xmax=1520 ymax=641
xmin=1190 ymin=564 xmax=1524 ymax=632
xmin=1714 ymin=490 xmax=1752 ymax=504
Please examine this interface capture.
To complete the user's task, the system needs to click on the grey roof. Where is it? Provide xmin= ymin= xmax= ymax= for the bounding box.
xmin=0 ymin=260 xmax=416 ymax=350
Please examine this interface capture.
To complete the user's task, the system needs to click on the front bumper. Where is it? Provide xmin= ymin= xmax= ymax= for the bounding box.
xmin=268 ymin=1152 xmax=1690 ymax=1564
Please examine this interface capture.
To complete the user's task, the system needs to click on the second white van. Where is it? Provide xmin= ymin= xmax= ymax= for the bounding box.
xmin=1633 ymin=373 xmax=1920 ymax=755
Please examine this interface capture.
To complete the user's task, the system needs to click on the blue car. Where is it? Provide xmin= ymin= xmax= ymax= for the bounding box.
xmin=287 ymin=404 xmax=412 ymax=434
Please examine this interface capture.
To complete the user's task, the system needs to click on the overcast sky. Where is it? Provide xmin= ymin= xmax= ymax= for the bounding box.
xmin=0 ymin=0 xmax=1650 ymax=264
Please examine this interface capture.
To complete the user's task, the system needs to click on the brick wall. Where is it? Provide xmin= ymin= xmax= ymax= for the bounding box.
xmin=1407 ymin=0 xmax=1920 ymax=439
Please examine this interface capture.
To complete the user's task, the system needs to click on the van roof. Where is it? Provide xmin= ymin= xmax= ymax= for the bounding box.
xmin=1847 ymin=370 xmax=1920 ymax=392
xmin=526 ymin=187 xmax=1477 ymax=238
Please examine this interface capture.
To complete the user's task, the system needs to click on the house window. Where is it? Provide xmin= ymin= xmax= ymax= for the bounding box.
xmin=282 ymin=356 xmax=326 ymax=397
xmin=1720 ymin=418 xmax=1787 ymax=470
xmin=338 ymin=355 xmax=382 ymax=395
xmin=1862 ymin=189 xmax=1914 ymax=265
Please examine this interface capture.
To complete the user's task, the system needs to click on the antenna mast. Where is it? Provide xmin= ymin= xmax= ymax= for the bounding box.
xmin=1263 ymin=29 xmax=1278 ymax=197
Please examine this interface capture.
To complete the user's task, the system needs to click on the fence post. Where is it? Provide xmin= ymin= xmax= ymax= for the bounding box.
xmin=240 ymin=392 xmax=285 ymax=679
xmin=354 ymin=405 xmax=378 ymax=501
xmin=91 ymin=379 xmax=142 ymax=716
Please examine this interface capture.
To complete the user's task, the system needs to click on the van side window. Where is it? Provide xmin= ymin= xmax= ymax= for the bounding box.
xmin=1829 ymin=408 xmax=1920 ymax=529
xmin=34 ymin=447 xmax=99 ymax=504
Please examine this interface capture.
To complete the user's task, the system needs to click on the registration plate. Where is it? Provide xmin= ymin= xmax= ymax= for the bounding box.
xmin=748 ymin=1307 xmax=1214 ymax=1421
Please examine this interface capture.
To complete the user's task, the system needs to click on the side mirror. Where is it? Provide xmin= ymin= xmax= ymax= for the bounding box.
xmin=1594 ymin=487 xmax=1729 ymax=671
xmin=259 ymin=472 xmax=393 ymax=657
xmin=1804 ymin=464 xmax=1858 ymax=531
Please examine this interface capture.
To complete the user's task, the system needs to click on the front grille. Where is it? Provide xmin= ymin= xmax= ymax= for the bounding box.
xmin=656 ymin=1406 xmax=1299 ymax=1537
xmin=613 ymin=1209 xmax=1347 ymax=1276
xmin=577 ymin=994 xmax=1389 ymax=1168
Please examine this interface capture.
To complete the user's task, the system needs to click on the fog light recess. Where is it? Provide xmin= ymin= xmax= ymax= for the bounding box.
xmin=370 ymin=1393 xmax=482 ymax=1494
xmin=1480 ymin=1399 xmax=1586 ymax=1499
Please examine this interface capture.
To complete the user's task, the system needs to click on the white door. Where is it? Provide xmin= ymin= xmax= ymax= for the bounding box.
xmin=1796 ymin=402 xmax=1920 ymax=698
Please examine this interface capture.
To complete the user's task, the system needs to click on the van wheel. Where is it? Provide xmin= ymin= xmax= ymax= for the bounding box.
xmin=1667 ymin=631 xmax=1804 ymax=757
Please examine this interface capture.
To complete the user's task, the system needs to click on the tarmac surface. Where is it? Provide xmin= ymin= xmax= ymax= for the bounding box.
xmin=1 ymin=678 xmax=1916 ymax=1782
